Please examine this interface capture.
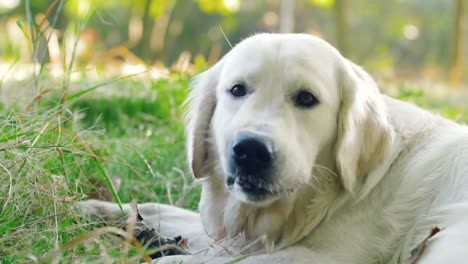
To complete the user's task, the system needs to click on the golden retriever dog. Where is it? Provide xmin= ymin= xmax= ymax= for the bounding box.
xmin=80 ymin=34 xmax=468 ymax=264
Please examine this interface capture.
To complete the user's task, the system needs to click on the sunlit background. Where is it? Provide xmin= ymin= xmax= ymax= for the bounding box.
xmin=0 ymin=0 xmax=466 ymax=85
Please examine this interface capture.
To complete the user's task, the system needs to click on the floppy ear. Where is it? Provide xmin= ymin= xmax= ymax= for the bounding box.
xmin=185 ymin=60 xmax=225 ymax=178
xmin=336 ymin=59 xmax=395 ymax=192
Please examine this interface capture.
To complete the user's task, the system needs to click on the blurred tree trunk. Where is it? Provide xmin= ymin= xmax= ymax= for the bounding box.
xmin=162 ymin=1 xmax=193 ymax=64
xmin=135 ymin=0 xmax=154 ymax=60
xmin=150 ymin=0 xmax=177 ymax=62
xmin=449 ymin=0 xmax=465 ymax=87
xmin=334 ymin=0 xmax=349 ymax=56
xmin=279 ymin=0 xmax=295 ymax=33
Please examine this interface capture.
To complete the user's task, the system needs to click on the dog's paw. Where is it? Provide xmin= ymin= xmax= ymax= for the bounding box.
xmin=76 ymin=199 xmax=128 ymax=224
xmin=131 ymin=222 xmax=190 ymax=258
xmin=77 ymin=200 xmax=190 ymax=259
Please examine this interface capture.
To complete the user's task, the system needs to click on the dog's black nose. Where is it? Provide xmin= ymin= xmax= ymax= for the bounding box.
xmin=232 ymin=137 xmax=273 ymax=174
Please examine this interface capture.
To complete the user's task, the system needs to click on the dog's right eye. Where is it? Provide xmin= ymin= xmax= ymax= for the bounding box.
xmin=230 ymin=84 xmax=247 ymax=97
xmin=294 ymin=90 xmax=319 ymax=108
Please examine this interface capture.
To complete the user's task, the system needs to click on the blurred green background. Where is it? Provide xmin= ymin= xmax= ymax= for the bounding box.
xmin=0 ymin=0 xmax=467 ymax=83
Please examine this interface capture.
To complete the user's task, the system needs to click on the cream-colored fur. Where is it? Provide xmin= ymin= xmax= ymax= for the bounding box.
xmin=80 ymin=34 xmax=468 ymax=264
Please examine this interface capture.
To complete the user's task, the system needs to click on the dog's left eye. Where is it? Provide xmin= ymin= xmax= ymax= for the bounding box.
xmin=230 ymin=84 xmax=247 ymax=97
xmin=294 ymin=90 xmax=319 ymax=108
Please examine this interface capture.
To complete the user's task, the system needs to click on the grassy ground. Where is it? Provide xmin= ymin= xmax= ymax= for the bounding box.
xmin=0 ymin=67 xmax=467 ymax=263
xmin=0 ymin=70 xmax=200 ymax=263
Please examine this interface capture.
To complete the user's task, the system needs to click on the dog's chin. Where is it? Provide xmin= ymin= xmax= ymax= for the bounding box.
xmin=231 ymin=183 xmax=279 ymax=207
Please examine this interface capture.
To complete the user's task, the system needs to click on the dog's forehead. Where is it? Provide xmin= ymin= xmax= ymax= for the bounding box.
xmin=219 ymin=34 xmax=340 ymax=101
xmin=225 ymin=34 xmax=340 ymax=66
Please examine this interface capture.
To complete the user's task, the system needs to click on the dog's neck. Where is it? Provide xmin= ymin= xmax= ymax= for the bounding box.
xmin=198 ymin=146 xmax=342 ymax=252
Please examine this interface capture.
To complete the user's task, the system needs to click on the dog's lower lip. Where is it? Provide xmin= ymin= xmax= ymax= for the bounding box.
xmin=238 ymin=182 xmax=275 ymax=197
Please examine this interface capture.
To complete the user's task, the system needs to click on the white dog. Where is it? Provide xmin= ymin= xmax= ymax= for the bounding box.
xmin=81 ymin=34 xmax=468 ymax=264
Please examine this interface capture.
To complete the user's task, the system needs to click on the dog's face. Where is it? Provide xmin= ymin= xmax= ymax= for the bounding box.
xmin=211 ymin=36 xmax=341 ymax=205
xmin=187 ymin=34 xmax=394 ymax=207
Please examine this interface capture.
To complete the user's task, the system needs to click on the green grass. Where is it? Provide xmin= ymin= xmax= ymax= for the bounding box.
xmin=0 ymin=72 xmax=200 ymax=263
xmin=61 ymin=76 xmax=201 ymax=207
xmin=0 ymin=69 xmax=467 ymax=263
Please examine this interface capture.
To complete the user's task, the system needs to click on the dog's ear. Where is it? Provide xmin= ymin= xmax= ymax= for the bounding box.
xmin=336 ymin=59 xmax=394 ymax=192
xmin=185 ymin=60 xmax=225 ymax=179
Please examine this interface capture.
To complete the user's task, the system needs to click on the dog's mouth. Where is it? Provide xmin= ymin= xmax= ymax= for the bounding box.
xmin=226 ymin=175 xmax=292 ymax=207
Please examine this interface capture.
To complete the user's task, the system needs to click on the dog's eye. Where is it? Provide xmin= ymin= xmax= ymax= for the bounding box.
xmin=294 ymin=90 xmax=319 ymax=108
xmin=230 ymin=84 xmax=247 ymax=97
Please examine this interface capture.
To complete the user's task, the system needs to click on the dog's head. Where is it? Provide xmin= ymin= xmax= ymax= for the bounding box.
xmin=186 ymin=33 xmax=394 ymax=207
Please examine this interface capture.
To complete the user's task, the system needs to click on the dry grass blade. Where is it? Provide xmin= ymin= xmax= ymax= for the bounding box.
xmin=40 ymin=226 xmax=127 ymax=262
xmin=0 ymin=108 xmax=124 ymax=262
xmin=0 ymin=162 xmax=13 ymax=214
xmin=66 ymin=70 xmax=150 ymax=102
